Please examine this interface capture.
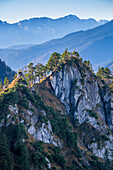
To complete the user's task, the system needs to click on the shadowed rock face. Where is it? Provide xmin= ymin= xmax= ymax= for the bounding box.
xmin=50 ymin=63 xmax=112 ymax=126
xmin=50 ymin=61 xmax=113 ymax=159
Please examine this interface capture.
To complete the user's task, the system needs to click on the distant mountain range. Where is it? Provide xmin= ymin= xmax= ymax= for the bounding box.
xmin=0 ymin=19 xmax=112 ymax=71
xmin=0 ymin=15 xmax=108 ymax=48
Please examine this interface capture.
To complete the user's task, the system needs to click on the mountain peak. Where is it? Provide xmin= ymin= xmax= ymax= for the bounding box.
xmin=58 ymin=14 xmax=80 ymax=21
xmin=0 ymin=53 xmax=113 ymax=169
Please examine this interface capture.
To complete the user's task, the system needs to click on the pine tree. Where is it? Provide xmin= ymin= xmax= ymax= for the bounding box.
xmin=46 ymin=52 xmax=61 ymax=72
xmin=13 ymin=73 xmax=17 ymax=80
xmin=0 ymin=82 xmax=2 ymax=91
xmin=0 ymin=129 xmax=13 ymax=170
xmin=4 ymin=77 xmax=10 ymax=86
xmin=104 ymin=67 xmax=111 ymax=78
xmin=61 ymin=48 xmax=70 ymax=60
xmin=14 ymin=124 xmax=29 ymax=170
xmin=72 ymin=51 xmax=80 ymax=57
xmin=35 ymin=63 xmax=45 ymax=81
xmin=97 ymin=67 xmax=111 ymax=79
xmin=27 ymin=63 xmax=36 ymax=84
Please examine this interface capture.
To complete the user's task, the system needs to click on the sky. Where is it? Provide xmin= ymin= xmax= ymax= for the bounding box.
xmin=0 ymin=0 xmax=113 ymax=23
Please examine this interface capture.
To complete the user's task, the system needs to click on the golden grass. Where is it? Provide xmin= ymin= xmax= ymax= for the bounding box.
xmin=31 ymin=80 xmax=66 ymax=114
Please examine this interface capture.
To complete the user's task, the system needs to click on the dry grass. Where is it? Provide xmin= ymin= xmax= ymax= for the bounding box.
xmin=31 ymin=80 xmax=66 ymax=114
xmin=0 ymin=78 xmax=21 ymax=95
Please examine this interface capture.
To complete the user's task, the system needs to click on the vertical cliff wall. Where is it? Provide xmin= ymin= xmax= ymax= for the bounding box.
xmin=50 ymin=60 xmax=113 ymax=159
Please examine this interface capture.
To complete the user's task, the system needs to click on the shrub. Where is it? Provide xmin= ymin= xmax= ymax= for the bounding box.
xmin=18 ymin=98 xmax=29 ymax=109
xmin=31 ymin=152 xmax=48 ymax=169
xmin=73 ymin=79 xmax=77 ymax=85
xmin=33 ymin=141 xmax=44 ymax=153
xmin=100 ymin=135 xmax=109 ymax=141
xmin=71 ymin=150 xmax=82 ymax=158
xmin=52 ymin=146 xmax=66 ymax=169
xmin=89 ymin=110 xmax=98 ymax=119
xmin=80 ymin=78 xmax=84 ymax=85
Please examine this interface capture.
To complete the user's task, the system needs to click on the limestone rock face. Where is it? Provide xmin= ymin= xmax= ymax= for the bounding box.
xmin=7 ymin=103 xmax=62 ymax=147
xmin=9 ymin=104 xmax=18 ymax=114
xmin=50 ymin=64 xmax=112 ymax=126
xmin=50 ymin=65 xmax=81 ymax=114
xmin=50 ymin=63 xmax=113 ymax=159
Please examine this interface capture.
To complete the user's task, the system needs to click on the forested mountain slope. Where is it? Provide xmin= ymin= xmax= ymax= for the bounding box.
xmin=0 ymin=55 xmax=113 ymax=169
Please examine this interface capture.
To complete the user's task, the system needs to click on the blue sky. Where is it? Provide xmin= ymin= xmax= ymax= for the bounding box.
xmin=0 ymin=0 xmax=113 ymax=23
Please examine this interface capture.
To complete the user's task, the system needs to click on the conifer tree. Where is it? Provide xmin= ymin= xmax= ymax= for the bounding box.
xmin=72 ymin=51 xmax=80 ymax=57
xmin=35 ymin=63 xmax=45 ymax=81
xmin=14 ymin=124 xmax=29 ymax=170
xmin=0 ymin=129 xmax=13 ymax=170
xmin=0 ymin=82 xmax=2 ymax=91
xmin=4 ymin=77 xmax=10 ymax=86
xmin=97 ymin=67 xmax=111 ymax=79
xmin=61 ymin=48 xmax=70 ymax=60
xmin=13 ymin=73 xmax=17 ymax=80
xmin=46 ymin=52 xmax=61 ymax=72
xmin=27 ymin=63 xmax=36 ymax=84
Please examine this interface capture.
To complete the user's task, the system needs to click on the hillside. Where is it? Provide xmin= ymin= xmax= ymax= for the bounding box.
xmin=0 ymin=15 xmax=108 ymax=48
xmin=0 ymin=20 xmax=113 ymax=70
xmin=0 ymin=55 xmax=113 ymax=169
xmin=0 ymin=59 xmax=15 ymax=83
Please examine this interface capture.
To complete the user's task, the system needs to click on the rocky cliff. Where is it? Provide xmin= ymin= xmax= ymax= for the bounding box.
xmin=0 ymin=57 xmax=113 ymax=169
xmin=50 ymin=58 xmax=113 ymax=160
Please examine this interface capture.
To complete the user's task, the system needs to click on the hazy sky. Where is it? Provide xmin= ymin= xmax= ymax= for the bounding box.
xmin=0 ymin=0 xmax=113 ymax=23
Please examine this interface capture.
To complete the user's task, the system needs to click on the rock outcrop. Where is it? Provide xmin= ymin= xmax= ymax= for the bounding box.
xmin=50 ymin=59 xmax=113 ymax=160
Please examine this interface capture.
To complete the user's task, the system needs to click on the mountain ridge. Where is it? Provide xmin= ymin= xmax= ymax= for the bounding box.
xmin=0 ymin=20 xmax=113 ymax=70
xmin=0 ymin=14 xmax=108 ymax=48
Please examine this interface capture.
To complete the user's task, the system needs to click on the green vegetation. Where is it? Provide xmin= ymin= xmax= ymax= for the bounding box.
xmin=18 ymin=97 xmax=29 ymax=109
xmin=89 ymin=110 xmax=98 ymax=119
xmin=97 ymin=67 xmax=112 ymax=79
xmin=22 ymin=49 xmax=81 ymax=84
xmin=30 ymin=141 xmax=48 ymax=169
xmin=80 ymin=78 xmax=84 ymax=85
xmin=4 ymin=77 xmax=10 ymax=86
xmin=100 ymin=135 xmax=109 ymax=142
xmin=61 ymin=48 xmax=70 ymax=60
xmin=44 ymin=106 xmax=78 ymax=149
xmin=13 ymin=124 xmax=29 ymax=170
xmin=110 ymin=80 xmax=113 ymax=92
xmin=0 ymin=128 xmax=13 ymax=170
xmin=0 ymin=122 xmax=49 ymax=170
xmin=13 ymin=73 xmax=17 ymax=80
xmin=0 ymin=87 xmax=18 ymax=121
xmin=0 ymin=81 xmax=79 ymax=153
xmin=84 ymin=60 xmax=93 ymax=71
xmin=0 ymin=82 xmax=3 ymax=92
xmin=49 ymin=146 xmax=66 ymax=169
xmin=46 ymin=52 xmax=61 ymax=72
xmin=0 ymin=83 xmax=34 ymax=121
